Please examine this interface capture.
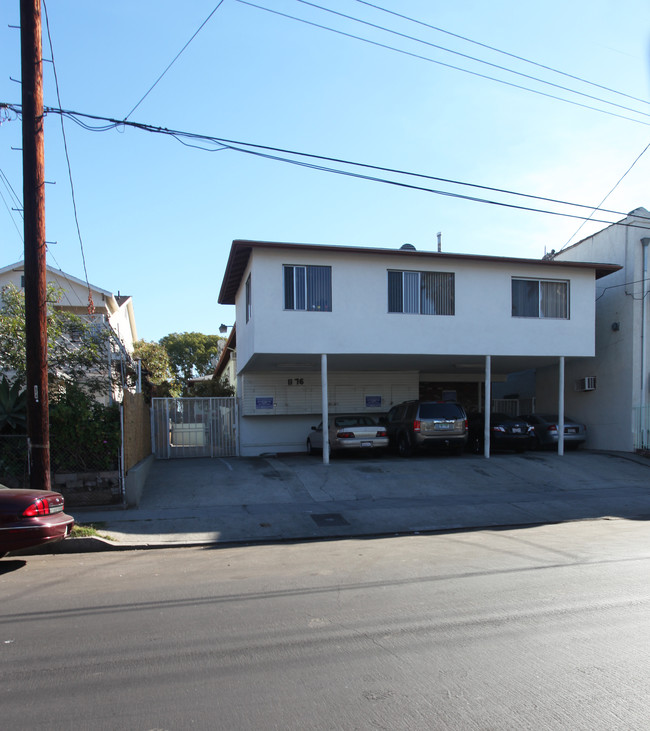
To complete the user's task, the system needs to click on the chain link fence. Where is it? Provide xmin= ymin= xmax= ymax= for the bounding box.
xmin=0 ymin=434 xmax=122 ymax=507
xmin=0 ymin=435 xmax=29 ymax=489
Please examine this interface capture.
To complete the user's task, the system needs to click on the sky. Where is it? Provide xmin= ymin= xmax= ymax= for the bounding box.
xmin=1 ymin=0 xmax=649 ymax=342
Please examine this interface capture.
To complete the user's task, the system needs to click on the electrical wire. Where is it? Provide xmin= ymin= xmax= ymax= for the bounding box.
xmin=22 ymin=103 xmax=649 ymax=231
xmin=558 ymin=140 xmax=650 ymax=251
xmin=123 ymin=0 xmax=226 ymax=120
xmin=293 ymin=0 xmax=650 ymax=121
xmin=353 ymin=0 xmax=650 ymax=109
xmin=596 ymin=277 xmax=650 ymax=301
xmin=43 ymin=0 xmax=95 ymax=313
xmin=236 ymin=1 xmax=650 ymax=128
xmin=4 ymin=101 xmax=648 ymax=231
xmin=0 ymin=186 xmax=24 ymax=243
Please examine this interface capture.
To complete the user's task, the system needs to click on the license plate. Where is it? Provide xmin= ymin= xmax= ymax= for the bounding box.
xmin=512 ymin=427 xmax=521 ymax=433
xmin=360 ymin=441 xmax=372 ymax=447
xmin=567 ymin=428 xmax=577 ymax=434
xmin=435 ymin=423 xmax=452 ymax=430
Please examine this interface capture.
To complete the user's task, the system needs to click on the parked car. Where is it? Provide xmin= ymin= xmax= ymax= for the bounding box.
xmin=384 ymin=400 xmax=468 ymax=456
xmin=0 ymin=486 xmax=74 ymax=558
xmin=467 ymin=412 xmax=534 ymax=453
xmin=307 ymin=414 xmax=389 ymax=455
xmin=522 ymin=414 xmax=587 ymax=450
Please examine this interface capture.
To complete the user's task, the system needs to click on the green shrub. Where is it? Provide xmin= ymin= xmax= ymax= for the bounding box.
xmin=49 ymin=384 xmax=120 ymax=472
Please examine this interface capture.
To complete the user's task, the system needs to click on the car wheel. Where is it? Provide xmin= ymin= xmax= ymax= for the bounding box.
xmin=397 ymin=433 xmax=413 ymax=458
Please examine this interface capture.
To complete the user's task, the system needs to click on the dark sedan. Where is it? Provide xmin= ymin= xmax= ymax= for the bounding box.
xmin=0 ymin=486 xmax=74 ymax=557
xmin=467 ymin=412 xmax=534 ymax=453
xmin=522 ymin=414 xmax=587 ymax=450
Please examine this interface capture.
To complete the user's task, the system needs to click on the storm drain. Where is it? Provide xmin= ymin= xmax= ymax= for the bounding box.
xmin=311 ymin=513 xmax=349 ymax=527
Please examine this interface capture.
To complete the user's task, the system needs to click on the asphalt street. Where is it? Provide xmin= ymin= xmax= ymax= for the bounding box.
xmin=1 ymin=519 xmax=649 ymax=730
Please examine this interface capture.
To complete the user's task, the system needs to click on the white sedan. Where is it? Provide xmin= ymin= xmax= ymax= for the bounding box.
xmin=307 ymin=414 xmax=388 ymax=455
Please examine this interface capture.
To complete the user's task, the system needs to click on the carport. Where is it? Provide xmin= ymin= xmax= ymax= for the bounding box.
xmin=239 ymin=350 xmax=574 ymax=463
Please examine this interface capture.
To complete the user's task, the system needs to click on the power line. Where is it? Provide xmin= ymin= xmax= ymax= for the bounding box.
xmin=558 ymin=140 xmax=650 ymax=251
xmin=42 ymin=0 xmax=95 ymax=313
xmin=353 ymin=0 xmax=650 ymax=109
xmin=236 ymin=0 xmax=650 ymax=128
xmin=15 ymin=103 xmax=648 ymax=231
xmin=292 ymin=0 xmax=650 ymax=121
xmin=123 ymin=0 xmax=226 ymax=120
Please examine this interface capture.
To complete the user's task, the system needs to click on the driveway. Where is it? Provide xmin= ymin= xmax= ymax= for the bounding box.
xmin=69 ymin=450 xmax=650 ymax=548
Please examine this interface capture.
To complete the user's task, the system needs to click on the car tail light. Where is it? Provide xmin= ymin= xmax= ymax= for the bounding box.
xmin=492 ymin=425 xmax=506 ymax=432
xmin=23 ymin=498 xmax=51 ymax=517
xmin=337 ymin=431 xmax=355 ymax=439
xmin=413 ymin=420 xmax=421 ymax=432
xmin=22 ymin=494 xmax=64 ymax=517
xmin=376 ymin=429 xmax=387 ymax=437
xmin=547 ymin=424 xmax=558 ymax=433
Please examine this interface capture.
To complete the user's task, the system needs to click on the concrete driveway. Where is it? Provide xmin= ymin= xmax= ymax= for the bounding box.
xmin=70 ymin=450 xmax=650 ymax=549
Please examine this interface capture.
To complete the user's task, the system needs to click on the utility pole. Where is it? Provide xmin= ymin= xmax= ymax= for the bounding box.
xmin=21 ymin=0 xmax=51 ymax=490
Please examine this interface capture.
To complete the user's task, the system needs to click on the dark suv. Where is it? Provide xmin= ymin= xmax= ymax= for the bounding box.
xmin=385 ymin=400 xmax=468 ymax=457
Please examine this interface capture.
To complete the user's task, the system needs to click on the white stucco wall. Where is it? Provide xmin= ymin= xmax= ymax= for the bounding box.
xmin=552 ymin=211 xmax=648 ymax=451
xmin=235 ymin=248 xmax=598 ymax=371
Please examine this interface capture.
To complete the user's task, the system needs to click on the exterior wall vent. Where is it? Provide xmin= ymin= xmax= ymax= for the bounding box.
xmin=575 ymin=376 xmax=596 ymax=392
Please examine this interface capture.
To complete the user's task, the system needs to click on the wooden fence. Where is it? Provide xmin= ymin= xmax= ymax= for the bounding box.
xmin=123 ymin=391 xmax=152 ymax=471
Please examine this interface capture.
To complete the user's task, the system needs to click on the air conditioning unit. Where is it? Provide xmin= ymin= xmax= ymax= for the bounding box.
xmin=575 ymin=376 xmax=596 ymax=392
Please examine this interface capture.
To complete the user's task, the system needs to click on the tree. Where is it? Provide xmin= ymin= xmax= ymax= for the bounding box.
xmin=159 ymin=332 xmax=223 ymax=394
xmin=0 ymin=282 xmax=115 ymax=395
xmin=133 ymin=340 xmax=180 ymax=397
xmin=186 ymin=376 xmax=235 ymax=398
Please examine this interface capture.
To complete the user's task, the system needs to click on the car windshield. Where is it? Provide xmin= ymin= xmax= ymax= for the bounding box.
xmin=419 ymin=403 xmax=463 ymax=419
xmin=334 ymin=416 xmax=377 ymax=427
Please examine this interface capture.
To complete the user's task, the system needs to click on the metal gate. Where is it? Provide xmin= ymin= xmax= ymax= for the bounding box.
xmin=151 ymin=397 xmax=237 ymax=459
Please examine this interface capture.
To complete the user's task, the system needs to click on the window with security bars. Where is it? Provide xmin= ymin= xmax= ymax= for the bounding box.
xmin=283 ymin=265 xmax=332 ymax=312
xmin=511 ymin=278 xmax=569 ymax=319
xmin=387 ymin=270 xmax=455 ymax=315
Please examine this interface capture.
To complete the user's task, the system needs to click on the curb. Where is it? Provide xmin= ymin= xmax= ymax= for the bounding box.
xmin=10 ymin=514 xmax=637 ymax=556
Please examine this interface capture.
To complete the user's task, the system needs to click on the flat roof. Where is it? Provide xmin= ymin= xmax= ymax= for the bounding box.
xmin=218 ymin=240 xmax=622 ymax=304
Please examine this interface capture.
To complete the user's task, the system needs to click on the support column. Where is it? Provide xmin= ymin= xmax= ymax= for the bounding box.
xmin=558 ymin=356 xmax=565 ymax=456
xmin=483 ymin=355 xmax=491 ymax=458
xmin=321 ymin=354 xmax=329 ymax=465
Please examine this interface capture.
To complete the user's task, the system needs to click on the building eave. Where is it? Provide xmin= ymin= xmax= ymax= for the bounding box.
xmin=218 ymin=240 xmax=622 ymax=305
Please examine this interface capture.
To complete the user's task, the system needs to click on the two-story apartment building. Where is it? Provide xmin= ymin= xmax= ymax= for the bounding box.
xmin=218 ymin=240 xmax=619 ymax=457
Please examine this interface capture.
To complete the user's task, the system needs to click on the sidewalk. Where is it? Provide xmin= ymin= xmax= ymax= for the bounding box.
xmin=57 ymin=450 xmax=650 ymax=552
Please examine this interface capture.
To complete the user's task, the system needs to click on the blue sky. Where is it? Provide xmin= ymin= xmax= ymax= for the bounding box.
xmin=1 ymin=0 xmax=649 ymax=341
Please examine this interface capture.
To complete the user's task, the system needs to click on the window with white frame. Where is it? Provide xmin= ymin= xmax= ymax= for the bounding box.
xmin=283 ymin=265 xmax=332 ymax=312
xmin=245 ymin=274 xmax=251 ymax=323
xmin=511 ymin=277 xmax=569 ymax=319
xmin=387 ymin=270 xmax=455 ymax=315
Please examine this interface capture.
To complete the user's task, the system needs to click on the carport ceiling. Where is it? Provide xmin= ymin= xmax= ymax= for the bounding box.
xmin=241 ymin=353 xmax=575 ymax=375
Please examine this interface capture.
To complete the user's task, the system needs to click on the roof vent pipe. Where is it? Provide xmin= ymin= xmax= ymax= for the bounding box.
xmin=437 ymin=232 xmax=442 ymax=252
